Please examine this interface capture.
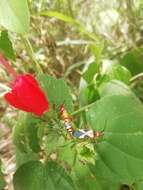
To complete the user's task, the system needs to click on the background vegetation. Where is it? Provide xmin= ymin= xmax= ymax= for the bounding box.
xmin=1 ymin=0 xmax=143 ymax=190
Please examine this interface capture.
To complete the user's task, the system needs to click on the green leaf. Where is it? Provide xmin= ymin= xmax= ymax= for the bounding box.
xmin=82 ymin=43 xmax=103 ymax=83
xmin=0 ymin=162 xmax=5 ymax=190
xmin=25 ymin=115 xmax=42 ymax=153
xmin=72 ymin=161 xmax=100 ymax=190
xmin=120 ymin=48 xmax=143 ymax=75
xmin=13 ymin=113 xmax=42 ymax=154
xmin=75 ymin=142 xmax=96 ymax=165
xmin=79 ymin=77 xmax=100 ymax=107
xmin=80 ymin=83 xmax=100 ymax=106
xmin=13 ymin=114 xmax=39 ymax=168
xmin=82 ymin=61 xmax=99 ymax=83
xmin=90 ymin=43 xmax=103 ymax=64
xmin=78 ymin=78 xmax=100 ymax=126
xmin=58 ymin=138 xmax=76 ymax=167
xmin=0 ymin=0 xmax=30 ymax=33
xmin=80 ymin=60 xmax=131 ymax=108
xmin=0 ymin=174 xmax=5 ymax=190
xmin=40 ymin=11 xmax=79 ymax=25
xmin=101 ymin=60 xmax=132 ymax=84
xmin=86 ymin=84 xmax=143 ymax=187
xmin=13 ymin=161 xmax=77 ymax=190
xmin=0 ymin=30 xmax=15 ymax=60
xmin=13 ymin=114 xmax=28 ymax=153
xmin=99 ymin=80 xmax=134 ymax=98
xmin=45 ymin=131 xmax=76 ymax=168
xmin=15 ymin=148 xmax=38 ymax=169
xmin=108 ymin=64 xmax=131 ymax=84
xmin=72 ymin=160 xmax=119 ymax=190
xmin=45 ymin=131 xmax=60 ymax=156
xmin=134 ymin=181 xmax=143 ymax=190
xmin=132 ymin=79 xmax=143 ymax=102
xmin=39 ymin=11 xmax=98 ymax=41
xmin=38 ymin=74 xmax=73 ymax=112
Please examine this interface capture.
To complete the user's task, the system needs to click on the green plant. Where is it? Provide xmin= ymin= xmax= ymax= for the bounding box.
xmin=1 ymin=1 xmax=143 ymax=190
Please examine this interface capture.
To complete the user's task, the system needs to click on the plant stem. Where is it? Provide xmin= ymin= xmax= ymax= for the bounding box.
xmin=71 ymin=102 xmax=96 ymax=116
xmin=64 ymin=61 xmax=85 ymax=78
xmin=72 ymin=148 xmax=77 ymax=169
xmin=21 ymin=35 xmax=43 ymax=74
xmin=67 ymin=0 xmax=74 ymax=18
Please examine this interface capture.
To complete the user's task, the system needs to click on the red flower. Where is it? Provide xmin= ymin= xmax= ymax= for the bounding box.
xmin=5 ymin=74 xmax=49 ymax=116
xmin=0 ymin=54 xmax=49 ymax=116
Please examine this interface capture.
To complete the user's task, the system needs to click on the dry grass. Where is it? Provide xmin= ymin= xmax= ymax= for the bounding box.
xmin=0 ymin=1 xmax=143 ymax=189
xmin=0 ymin=123 xmax=15 ymax=190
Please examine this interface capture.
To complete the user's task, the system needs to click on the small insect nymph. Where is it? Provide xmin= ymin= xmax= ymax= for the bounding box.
xmin=59 ymin=105 xmax=74 ymax=135
xmin=59 ymin=104 xmax=104 ymax=140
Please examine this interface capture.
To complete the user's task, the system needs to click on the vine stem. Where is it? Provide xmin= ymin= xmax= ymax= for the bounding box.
xmin=71 ymin=102 xmax=96 ymax=116
xmin=130 ymin=72 xmax=143 ymax=85
xmin=21 ymin=35 xmax=43 ymax=74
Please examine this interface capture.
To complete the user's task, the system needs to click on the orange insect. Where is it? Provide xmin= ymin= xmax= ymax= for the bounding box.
xmin=59 ymin=105 xmax=74 ymax=135
xmin=59 ymin=105 xmax=104 ymax=139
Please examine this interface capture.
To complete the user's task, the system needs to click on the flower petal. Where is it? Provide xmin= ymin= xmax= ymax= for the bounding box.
xmin=4 ymin=92 xmax=33 ymax=112
xmin=12 ymin=75 xmax=49 ymax=116
xmin=5 ymin=74 xmax=49 ymax=116
xmin=22 ymin=74 xmax=39 ymax=87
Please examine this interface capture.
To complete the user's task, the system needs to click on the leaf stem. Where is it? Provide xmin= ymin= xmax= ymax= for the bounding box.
xmin=71 ymin=102 xmax=96 ymax=116
xmin=21 ymin=35 xmax=43 ymax=74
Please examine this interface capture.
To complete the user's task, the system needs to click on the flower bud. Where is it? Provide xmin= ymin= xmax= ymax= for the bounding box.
xmin=4 ymin=74 xmax=49 ymax=116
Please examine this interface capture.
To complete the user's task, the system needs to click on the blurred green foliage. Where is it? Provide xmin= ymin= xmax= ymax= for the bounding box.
xmin=1 ymin=1 xmax=143 ymax=190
